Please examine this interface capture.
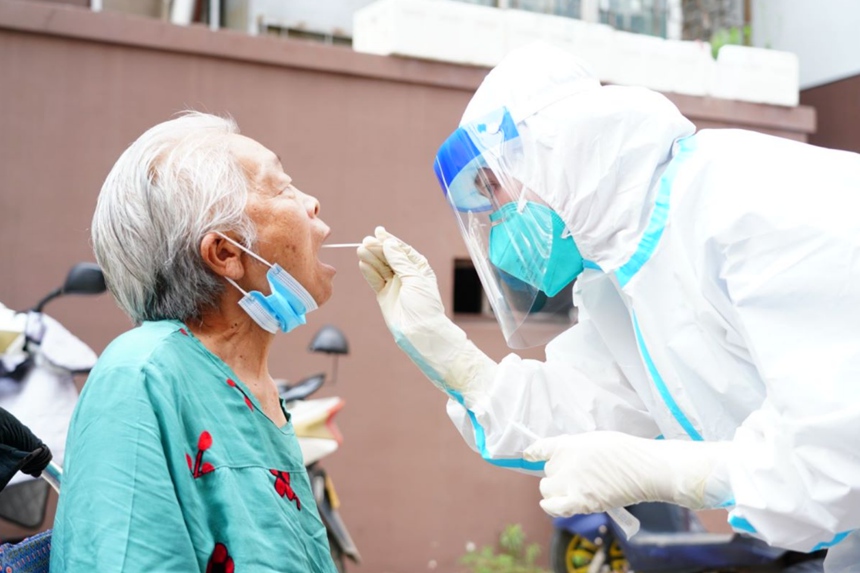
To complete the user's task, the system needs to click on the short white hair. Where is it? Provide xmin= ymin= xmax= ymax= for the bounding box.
xmin=92 ymin=111 xmax=256 ymax=324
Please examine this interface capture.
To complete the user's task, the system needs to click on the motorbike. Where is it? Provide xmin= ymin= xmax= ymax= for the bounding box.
xmin=551 ymin=503 xmax=825 ymax=573
xmin=0 ymin=262 xmax=104 ymax=538
xmin=277 ymin=324 xmax=361 ymax=573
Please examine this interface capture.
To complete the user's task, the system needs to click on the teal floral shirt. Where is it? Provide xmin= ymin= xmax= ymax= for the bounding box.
xmin=50 ymin=320 xmax=337 ymax=573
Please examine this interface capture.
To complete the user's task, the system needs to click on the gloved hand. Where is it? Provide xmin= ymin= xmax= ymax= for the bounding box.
xmin=524 ymin=431 xmax=732 ymax=517
xmin=358 ymin=227 xmax=496 ymax=399
xmin=0 ymin=408 xmax=52 ymax=491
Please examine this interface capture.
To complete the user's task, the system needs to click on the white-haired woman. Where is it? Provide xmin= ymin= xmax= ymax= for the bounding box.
xmin=50 ymin=112 xmax=338 ymax=573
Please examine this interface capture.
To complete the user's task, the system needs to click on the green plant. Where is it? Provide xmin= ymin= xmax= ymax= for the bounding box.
xmin=460 ymin=524 xmax=551 ymax=573
xmin=710 ymin=24 xmax=752 ymax=59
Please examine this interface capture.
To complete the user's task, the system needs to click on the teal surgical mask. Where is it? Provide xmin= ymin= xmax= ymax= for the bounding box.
xmin=216 ymin=233 xmax=318 ymax=334
xmin=488 ymin=202 xmax=583 ymax=297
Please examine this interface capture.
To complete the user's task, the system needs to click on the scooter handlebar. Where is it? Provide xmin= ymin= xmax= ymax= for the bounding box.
xmin=41 ymin=461 xmax=62 ymax=493
xmin=608 ymin=507 xmax=640 ymax=539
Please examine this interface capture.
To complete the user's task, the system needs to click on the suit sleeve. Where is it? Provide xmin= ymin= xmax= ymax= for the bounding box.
xmin=446 ymin=275 xmax=660 ymax=474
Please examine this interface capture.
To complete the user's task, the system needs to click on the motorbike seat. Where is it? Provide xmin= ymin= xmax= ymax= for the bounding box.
xmin=279 ymin=374 xmax=325 ymax=403
xmin=0 ymin=528 xmax=51 ymax=573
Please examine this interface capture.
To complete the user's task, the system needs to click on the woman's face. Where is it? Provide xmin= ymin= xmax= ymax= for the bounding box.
xmin=228 ymin=135 xmax=335 ymax=306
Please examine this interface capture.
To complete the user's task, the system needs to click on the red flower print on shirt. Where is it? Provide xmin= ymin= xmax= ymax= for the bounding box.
xmin=186 ymin=431 xmax=215 ymax=479
xmin=270 ymin=469 xmax=301 ymax=511
xmin=226 ymin=378 xmax=255 ymax=411
xmin=206 ymin=542 xmax=234 ymax=573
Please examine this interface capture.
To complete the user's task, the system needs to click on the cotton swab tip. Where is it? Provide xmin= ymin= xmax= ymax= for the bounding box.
xmin=322 ymin=243 xmax=362 ymax=249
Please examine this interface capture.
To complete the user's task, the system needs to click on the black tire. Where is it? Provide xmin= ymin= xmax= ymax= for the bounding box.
xmin=551 ymin=529 xmax=578 ymax=573
xmin=550 ymin=528 xmax=628 ymax=573
xmin=329 ymin=533 xmax=346 ymax=573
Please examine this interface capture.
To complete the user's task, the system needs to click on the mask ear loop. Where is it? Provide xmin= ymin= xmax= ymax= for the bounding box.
xmin=215 ymin=231 xmax=273 ymax=269
xmin=214 ymin=232 xmax=272 ymax=296
xmin=223 ymin=276 xmax=248 ymax=296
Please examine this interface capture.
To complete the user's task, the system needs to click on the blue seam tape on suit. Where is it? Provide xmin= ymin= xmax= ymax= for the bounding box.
xmin=812 ymin=530 xmax=851 ymax=551
xmin=447 ymin=389 xmax=545 ymax=471
xmin=393 ymin=329 xmax=544 ymax=472
xmin=632 ymin=312 xmax=703 ymax=441
xmin=615 ymin=136 xmax=696 ymax=288
xmin=730 ymin=513 xmax=853 ymax=550
xmin=610 ymin=135 xmax=703 ymax=440
xmin=728 ymin=513 xmax=757 ymax=534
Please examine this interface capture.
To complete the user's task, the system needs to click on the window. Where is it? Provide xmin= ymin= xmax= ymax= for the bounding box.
xmin=599 ymin=0 xmax=669 ymax=38
xmin=680 ymin=0 xmax=747 ymax=43
xmin=262 ymin=25 xmax=352 ymax=47
xmin=453 ymin=259 xmax=486 ymax=315
xmin=509 ymin=0 xmax=583 ymax=18
xmin=452 ymin=258 xmax=578 ymax=324
xmin=452 ymin=0 xmax=583 ymax=19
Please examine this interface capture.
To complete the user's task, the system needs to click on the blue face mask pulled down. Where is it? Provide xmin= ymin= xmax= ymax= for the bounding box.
xmin=217 ymin=233 xmax=318 ymax=334
xmin=488 ymin=201 xmax=583 ymax=298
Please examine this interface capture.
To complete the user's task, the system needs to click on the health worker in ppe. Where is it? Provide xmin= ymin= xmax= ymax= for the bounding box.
xmin=357 ymin=42 xmax=860 ymax=572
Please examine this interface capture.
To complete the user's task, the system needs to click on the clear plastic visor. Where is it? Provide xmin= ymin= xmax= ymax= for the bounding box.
xmin=433 ymin=108 xmax=576 ymax=349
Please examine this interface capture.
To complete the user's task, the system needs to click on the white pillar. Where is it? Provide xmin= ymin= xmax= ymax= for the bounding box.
xmin=209 ymin=0 xmax=220 ymax=30
xmin=580 ymin=0 xmax=600 ymax=21
xmin=666 ymin=0 xmax=682 ymax=40
xmin=170 ymin=0 xmax=195 ymax=25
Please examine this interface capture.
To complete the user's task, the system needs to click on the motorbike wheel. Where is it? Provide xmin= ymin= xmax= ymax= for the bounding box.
xmin=550 ymin=529 xmax=629 ymax=573
xmin=329 ymin=533 xmax=346 ymax=573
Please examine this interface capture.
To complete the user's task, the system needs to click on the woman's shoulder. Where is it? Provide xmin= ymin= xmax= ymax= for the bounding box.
xmin=85 ymin=320 xmax=204 ymax=394
xmin=99 ymin=319 xmax=188 ymax=362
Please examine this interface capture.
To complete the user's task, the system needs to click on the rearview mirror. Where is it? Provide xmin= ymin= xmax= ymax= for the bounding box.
xmin=308 ymin=325 xmax=349 ymax=386
xmin=63 ymin=263 xmax=106 ymax=296
xmin=33 ymin=262 xmax=107 ymax=312
xmin=308 ymin=325 xmax=349 ymax=355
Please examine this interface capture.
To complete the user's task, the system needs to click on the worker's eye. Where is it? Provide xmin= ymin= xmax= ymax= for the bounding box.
xmin=479 ymin=180 xmax=500 ymax=196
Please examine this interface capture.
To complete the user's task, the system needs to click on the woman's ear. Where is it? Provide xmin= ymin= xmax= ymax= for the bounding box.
xmin=200 ymin=233 xmax=245 ymax=280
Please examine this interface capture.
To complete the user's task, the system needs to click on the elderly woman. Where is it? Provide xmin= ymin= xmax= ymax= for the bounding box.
xmin=50 ymin=112 xmax=338 ymax=572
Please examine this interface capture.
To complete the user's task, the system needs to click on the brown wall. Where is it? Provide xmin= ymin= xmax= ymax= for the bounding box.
xmin=0 ymin=1 xmax=815 ymax=571
xmin=801 ymin=74 xmax=860 ymax=153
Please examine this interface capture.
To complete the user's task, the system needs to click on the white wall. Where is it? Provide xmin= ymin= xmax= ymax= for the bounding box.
xmin=752 ymin=0 xmax=860 ymax=89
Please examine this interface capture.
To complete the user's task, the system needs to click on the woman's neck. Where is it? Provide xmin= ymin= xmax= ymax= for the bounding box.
xmin=186 ymin=302 xmax=287 ymax=426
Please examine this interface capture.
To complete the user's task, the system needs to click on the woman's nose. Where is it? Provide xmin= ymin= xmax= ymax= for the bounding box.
xmin=300 ymin=192 xmax=321 ymax=217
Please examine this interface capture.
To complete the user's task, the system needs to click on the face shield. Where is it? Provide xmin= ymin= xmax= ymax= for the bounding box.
xmin=433 ymin=107 xmax=584 ymax=349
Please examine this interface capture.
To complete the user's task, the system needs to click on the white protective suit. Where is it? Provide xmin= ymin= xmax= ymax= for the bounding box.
xmin=429 ymin=43 xmax=860 ymax=567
